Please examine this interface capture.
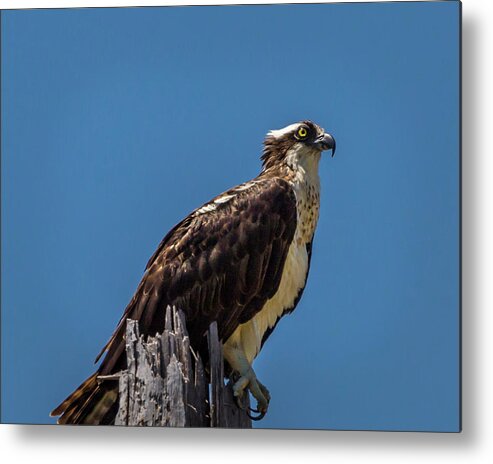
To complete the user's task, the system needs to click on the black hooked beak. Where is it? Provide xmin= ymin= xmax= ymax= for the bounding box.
xmin=313 ymin=133 xmax=336 ymax=157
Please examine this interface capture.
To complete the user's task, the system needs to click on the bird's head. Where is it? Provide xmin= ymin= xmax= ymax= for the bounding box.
xmin=261 ymin=120 xmax=336 ymax=173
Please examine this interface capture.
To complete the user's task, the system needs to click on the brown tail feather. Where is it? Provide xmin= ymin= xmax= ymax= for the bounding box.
xmin=51 ymin=373 xmax=119 ymax=425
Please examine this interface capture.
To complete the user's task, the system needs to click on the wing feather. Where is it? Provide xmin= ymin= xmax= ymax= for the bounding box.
xmin=98 ymin=177 xmax=297 ymax=375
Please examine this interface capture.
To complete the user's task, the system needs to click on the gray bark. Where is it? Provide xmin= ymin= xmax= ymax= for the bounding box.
xmin=114 ymin=306 xmax=251 ymax=428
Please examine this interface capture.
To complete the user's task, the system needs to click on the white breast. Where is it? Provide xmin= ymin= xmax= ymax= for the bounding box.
xmin=224 ymin=151 xmax=321 ymax=364
xmin=236 ymin=237 xmax=310 ymax=363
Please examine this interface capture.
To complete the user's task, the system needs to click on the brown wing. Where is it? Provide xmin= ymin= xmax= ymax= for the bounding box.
xmin=97 ymin=177 xmax=297 ymax=375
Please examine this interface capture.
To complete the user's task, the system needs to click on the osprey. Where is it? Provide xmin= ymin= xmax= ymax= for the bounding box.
xmin=51 ymin=120 xmax=336 ymax=424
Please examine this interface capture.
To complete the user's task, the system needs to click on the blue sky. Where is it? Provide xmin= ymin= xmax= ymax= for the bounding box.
xmin=1 ymin=1 xmax=460 ymax=430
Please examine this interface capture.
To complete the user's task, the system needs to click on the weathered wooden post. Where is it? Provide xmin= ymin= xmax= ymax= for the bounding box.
xmin=113 ymin=306 xmax=252 ymax=428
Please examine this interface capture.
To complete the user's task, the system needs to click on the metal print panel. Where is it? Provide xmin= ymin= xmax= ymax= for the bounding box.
xmin=1 ymin=1 xmax=461 ymax=431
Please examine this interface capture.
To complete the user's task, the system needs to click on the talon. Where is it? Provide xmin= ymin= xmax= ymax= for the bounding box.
xmin=224 ymin=349 xmax=271 ymax=420
xmin=247 ymin=407 xmax=266 ymax=421
xmin=230 ymin=368 xmax=271 ymax=420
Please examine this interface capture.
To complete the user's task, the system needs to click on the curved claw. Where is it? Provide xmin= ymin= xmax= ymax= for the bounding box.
xmin=230 ymin=368 xmax=270 ymax=421
xmin=247 ymin=407 xmax=266 ymax=421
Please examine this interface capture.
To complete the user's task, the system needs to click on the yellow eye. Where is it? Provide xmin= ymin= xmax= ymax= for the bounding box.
xmin=297 ymin=127 xmax=308 ymax=138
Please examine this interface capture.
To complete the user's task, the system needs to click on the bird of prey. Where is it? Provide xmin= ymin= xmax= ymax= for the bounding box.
xmin=51 ymin=120 xmax=336 ymax=424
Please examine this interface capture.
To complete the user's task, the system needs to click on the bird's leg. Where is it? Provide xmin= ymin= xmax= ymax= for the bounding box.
xmin=229 ymin=371 xmax=247 ymax=410
xmin=223 ymin=339 xmax=270 ymax=419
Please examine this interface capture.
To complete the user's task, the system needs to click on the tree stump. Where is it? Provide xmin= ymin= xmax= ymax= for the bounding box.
xmin=113 ymin=306 xmax=251 ymax=428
